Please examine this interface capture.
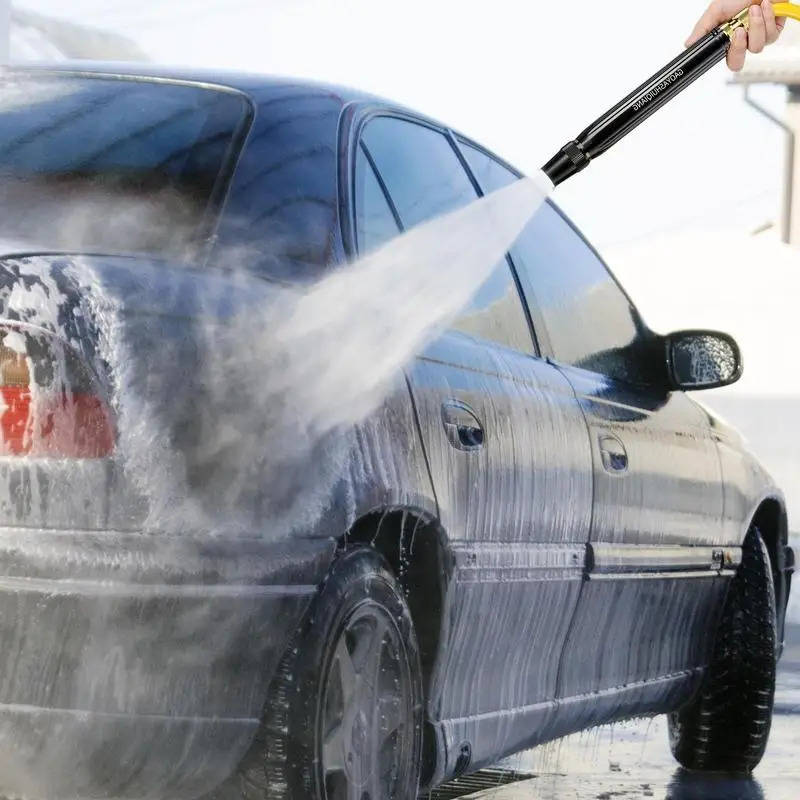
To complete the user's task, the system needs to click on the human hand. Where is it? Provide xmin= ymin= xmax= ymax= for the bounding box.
xmin=686 ymin=0 xmax=786 ymax=71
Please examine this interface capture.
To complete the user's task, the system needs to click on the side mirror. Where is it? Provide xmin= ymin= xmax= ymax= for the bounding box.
xmin=666 ymin=329 xmax=743 ymax=391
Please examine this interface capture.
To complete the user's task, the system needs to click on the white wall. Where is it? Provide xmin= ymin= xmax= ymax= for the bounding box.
xmin=9 ymin=7 xmax=147 ymax=61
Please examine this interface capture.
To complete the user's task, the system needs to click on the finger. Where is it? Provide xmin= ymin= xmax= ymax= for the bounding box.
xmin=686 ymin=1 xmax=753 ymax=47
xmin=776 ymin=15 xmax=787 ymax=33
xmin=686 ymin=3 xmax=731 ymax=46
xmin=728 ymin=27 xmax=748 ymax=70
xmin=748 ymin=2 xmax=767 ymax=53
xmin=761 ymin=0 xmax=780 ymax=44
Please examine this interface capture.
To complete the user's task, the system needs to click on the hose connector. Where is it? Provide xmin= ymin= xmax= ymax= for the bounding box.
xmin=721 ymin=7 xmax=751 ymax=39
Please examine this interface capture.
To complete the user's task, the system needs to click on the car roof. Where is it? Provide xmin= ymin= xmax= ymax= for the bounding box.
xmin=1 ymin=60 xmax=526 ymax=168
xmin=4 ymin=60 xmax=554 ymax=207
xmin=4 ymin=60 xmax=399 ymax=108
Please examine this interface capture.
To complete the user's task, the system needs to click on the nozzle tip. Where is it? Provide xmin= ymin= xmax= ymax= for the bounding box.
xmin=542 ymin=141 xmax=590 ymax=187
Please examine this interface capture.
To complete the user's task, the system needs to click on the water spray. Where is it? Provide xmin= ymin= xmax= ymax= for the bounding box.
xmin=543 ymin=2 xmax=800 ymax=186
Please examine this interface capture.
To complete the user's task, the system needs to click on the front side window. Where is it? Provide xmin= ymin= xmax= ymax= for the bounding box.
xmin=461 ymin=141 xmax=649 ymax=383
xmin=0 ymin=74 xmax=250 ymax=259
xmin=354 ymin=144 xmax=400 ymax=255
xmin=357 ymin=117 xmax=533 ymax=354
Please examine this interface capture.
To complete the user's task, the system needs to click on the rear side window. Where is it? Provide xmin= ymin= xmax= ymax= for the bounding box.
xmin=357 ymin=117 xmax=534 ymax=354
xmin=461 ymin=142 xmax=647 ymax=383
xmin=0 ymin=74 xmax=249 ymax=259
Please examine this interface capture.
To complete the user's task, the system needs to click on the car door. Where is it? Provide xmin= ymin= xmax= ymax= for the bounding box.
xmin=347 ymin=112 xmax=594 ymax=750
xmin=460 ymin=141 xmax=730 ymax=708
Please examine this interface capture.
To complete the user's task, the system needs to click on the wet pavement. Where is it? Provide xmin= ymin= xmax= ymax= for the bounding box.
xmin=469 ymin=628 xmax=800 ymax=800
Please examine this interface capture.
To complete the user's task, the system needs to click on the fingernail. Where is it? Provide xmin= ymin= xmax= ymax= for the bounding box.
xmin=751 ymin=4 xmax=761 ymax=16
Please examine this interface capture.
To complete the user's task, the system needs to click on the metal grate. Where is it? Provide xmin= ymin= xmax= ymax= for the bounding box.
xmin=421 ymin=768 xmax=535 ymax=800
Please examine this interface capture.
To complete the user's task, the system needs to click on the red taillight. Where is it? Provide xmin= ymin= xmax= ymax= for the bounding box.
xmin=0 ymin=326 xmax=115 ymax=459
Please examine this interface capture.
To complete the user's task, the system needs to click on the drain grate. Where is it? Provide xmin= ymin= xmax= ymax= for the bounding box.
xmin=421 ymin=768 xmax=535 ymax=800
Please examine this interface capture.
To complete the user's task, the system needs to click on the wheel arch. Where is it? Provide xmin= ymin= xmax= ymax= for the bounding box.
xmin=342 ymin=506 xmax=455 ymax=697
xmin=749 ymin=495 xmax=793 ymax=650
xmin=341 ymin=506 xmax=455 ymax=787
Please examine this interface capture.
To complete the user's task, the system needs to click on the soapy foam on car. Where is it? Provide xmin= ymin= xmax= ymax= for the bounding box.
xmin=0 ymin=173 xmax=554 ymax=800
xmin=65 ymin=172 xmax=554 ymax=539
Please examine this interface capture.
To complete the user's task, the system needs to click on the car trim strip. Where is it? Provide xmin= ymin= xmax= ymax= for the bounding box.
xmin=452 ymin=542 xmax=586 ymax=583
xmin=588 ymin=542 xmax=742 ymax=579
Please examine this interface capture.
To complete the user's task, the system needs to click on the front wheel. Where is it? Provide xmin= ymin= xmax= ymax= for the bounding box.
xmin=233 ymin=546 xmax=424 ymax=800
xmin=668 ymin=527 xmax=777 ymax=773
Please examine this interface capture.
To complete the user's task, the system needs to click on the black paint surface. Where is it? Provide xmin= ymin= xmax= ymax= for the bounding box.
xmin=0 ymin=62 xmax=789 ymax=799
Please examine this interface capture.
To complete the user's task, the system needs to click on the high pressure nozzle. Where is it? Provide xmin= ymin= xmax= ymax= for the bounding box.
xmin=542 ymin=4 xmax=800 ymax=187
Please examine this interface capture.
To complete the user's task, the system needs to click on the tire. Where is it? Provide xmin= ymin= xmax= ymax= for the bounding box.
xmin=668 ymin=527 xmax=777 ymax=774
xmin=226 ymin=546 xmax=424 ymax=800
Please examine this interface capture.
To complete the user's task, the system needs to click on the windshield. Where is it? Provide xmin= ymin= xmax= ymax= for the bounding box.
xmin=0 ymin=73 xmax=250 ymax=260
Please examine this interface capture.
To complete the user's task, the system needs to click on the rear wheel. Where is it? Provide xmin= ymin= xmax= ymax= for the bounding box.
xmin=668 ymin=527 xmax=777 ymax=773
xmin=228 ymin=546 xmax=424 ymax=800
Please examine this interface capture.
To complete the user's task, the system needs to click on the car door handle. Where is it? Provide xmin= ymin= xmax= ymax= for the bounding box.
xmin=441 ymin=400 xmax=485 ymax=451
xmin=598 ymin=433 xmax=628 ymax=474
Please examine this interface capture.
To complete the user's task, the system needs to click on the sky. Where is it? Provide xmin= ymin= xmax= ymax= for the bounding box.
xmin=10 ymin=0 xmax=792 ymax=251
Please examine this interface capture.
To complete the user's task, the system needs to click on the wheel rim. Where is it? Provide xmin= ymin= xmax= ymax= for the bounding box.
xmin=320 ymin=601 xmax=414 ymax=800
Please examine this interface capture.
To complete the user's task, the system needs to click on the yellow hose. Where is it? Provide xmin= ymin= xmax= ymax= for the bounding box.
xmin=770 ymin=2 xmax=800 ymax=22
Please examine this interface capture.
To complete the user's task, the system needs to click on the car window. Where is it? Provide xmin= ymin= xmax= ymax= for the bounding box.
xmin=0 ymin=74 xmax=249 ymax=260
xmin=461 ymin=141 xmax=650 ymax=383
xmin=354 ymin=144 xmax=401 ymax=254
xmin=358 ymin=117 xmax=534 ymax=354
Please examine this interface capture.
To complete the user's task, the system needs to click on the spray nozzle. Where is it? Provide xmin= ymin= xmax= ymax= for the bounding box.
xmin=542 ymin=2 xmax=800 ymax=187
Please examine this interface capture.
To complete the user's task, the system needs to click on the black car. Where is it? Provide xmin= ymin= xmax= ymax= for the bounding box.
xmin=0 ymin=62 xmax=791 ymax=800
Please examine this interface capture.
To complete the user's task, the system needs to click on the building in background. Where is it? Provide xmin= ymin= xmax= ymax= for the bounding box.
xmin=732 ymin=24 xmax=800 ymax=246
xmin=11 ymin=6 xmax=148 ymax=62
